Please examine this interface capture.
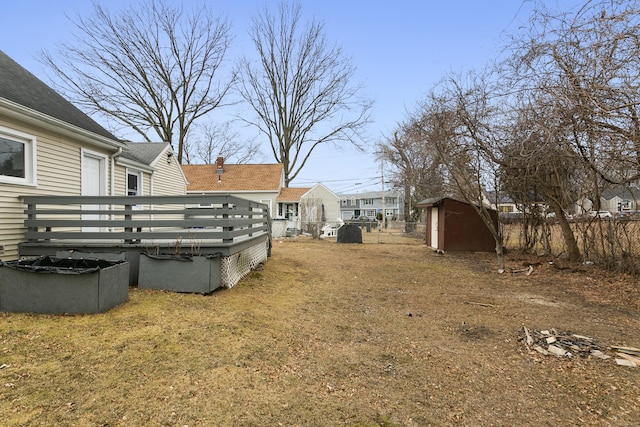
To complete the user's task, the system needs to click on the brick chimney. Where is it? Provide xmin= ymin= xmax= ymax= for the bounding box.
xmin=216 ymin=156 xmax=224 ymax=182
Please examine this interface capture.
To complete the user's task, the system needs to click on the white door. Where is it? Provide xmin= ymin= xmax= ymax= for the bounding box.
xmin=430 ymin=207 xmax=439 ymax=248
xmin=82 ymin=151 xmax=106 ymax=231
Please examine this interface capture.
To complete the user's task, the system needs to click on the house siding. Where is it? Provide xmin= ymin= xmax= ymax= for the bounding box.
xmin=0 ymin=118 xmax=115 ymax=260
xmin=150 ymin=154 xmax=186 ymax=196
xmin=189 ymin=190 xmax=278 ymax=217
xmin=302 ymin=184 xmax=341 ymax=225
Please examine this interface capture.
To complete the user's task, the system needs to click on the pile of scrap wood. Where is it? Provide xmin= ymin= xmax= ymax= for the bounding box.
xmin=519 ymin=326 xmax=640 ymax=367
xmin=611 ymin=346 xmax=640 ymax=367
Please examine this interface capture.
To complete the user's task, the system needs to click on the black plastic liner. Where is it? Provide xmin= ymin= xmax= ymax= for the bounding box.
xmin=141 ymin=253 xmax=221 ymax=262
xmin=1 ymin=256 xmax=126 ymax=274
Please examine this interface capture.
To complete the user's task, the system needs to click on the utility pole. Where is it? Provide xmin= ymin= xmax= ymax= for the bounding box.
xmin=381 ymin=157 xmax=385 ymax=224
xmin=378 ymin=157 xmax=385 ymax=243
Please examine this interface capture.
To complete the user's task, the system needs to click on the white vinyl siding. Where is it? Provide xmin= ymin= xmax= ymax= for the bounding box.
xmin=149 ymin=151 xmax=186 ymax=196
xmin=0 ymin=118 xmax=114 ymax=260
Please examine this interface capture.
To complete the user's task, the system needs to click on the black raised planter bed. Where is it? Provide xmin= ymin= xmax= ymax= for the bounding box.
xmin=0 ymin=256 xmax=129 ymax=314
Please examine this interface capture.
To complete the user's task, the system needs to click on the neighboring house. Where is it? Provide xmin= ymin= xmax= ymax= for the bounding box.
xmin=417 ymin=196 xmax=498 ymax=253
xmin=338 ymin=190 xmax=404 ymax=220
xmin=182 ymin=158 xmax=342 ymax=238
xmin=182 ymin=157 xmax=284 ymax=218
xmin=116 ymin=141 xmax=187 ymax=197
xmin=600 ymin=186 xmax=640 ymax=214
xmin=485 ymin=191 xmax=519 ymax=214
xmin=0 ymin=50 xmax=127 ymax=260
xmin=275 ymin=183 xmax=341 ymax=235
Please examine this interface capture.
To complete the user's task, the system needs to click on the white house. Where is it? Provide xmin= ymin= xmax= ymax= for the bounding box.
xmin=0 ymin=50 xmax=130 ymax=260
xmin=276 ymin=183 xmax=341 ymax=236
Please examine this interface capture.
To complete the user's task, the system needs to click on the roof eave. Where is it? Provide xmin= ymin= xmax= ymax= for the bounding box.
xmin=0 ymin=97 xmax=126 ymax=152
xmin=115 ymin=156 xmax=156 ymax=173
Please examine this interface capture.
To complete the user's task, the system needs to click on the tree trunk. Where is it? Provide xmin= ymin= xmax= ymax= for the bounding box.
xmin=495 ymin=241 xmax=505 ymax=273
xmin=404 ymin=181 xmax=411 ymax=233
xmin=549 ymin=200 xmax=581 ymax=263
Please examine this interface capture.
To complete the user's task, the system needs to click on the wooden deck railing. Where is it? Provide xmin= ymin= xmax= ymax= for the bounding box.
xmin=20 ymin=195 xmax=271 ymax=248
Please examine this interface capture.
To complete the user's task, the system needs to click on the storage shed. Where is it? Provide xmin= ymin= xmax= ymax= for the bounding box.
xmin=417 ymin=197 xmax=498 ymax=252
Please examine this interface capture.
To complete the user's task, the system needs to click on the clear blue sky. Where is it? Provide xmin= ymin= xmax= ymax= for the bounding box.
xmin=1 ymin=0 xmax=581 ymax=193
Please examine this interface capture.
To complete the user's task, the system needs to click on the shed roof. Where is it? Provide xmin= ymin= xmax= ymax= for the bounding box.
xmin=0 ymin=50 xmax=119 ymax=141
xmin=182 ymin=163 xmax=283 ymax=192
xmin=417 ymin=196 xmax=497 ymax=212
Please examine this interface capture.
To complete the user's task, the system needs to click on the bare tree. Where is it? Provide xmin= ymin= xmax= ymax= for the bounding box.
xmin=417 ymin=73 xmax=508 ymax=271
xmin=500 ymin=93 xmax=585 ymax=262
xmin=186 ymin=122 xmax=261 ymax=165
xmin=40 ymin=0 xmax=235 ymax=164
xmin=378 ymin=122 xmax=445 ymax=227
xmin=237 ymin=1 xmax=372 ymax=187
xmin=498 ymin=0 xmax=640 ymax=263
xmin=300 ymin=196 xmax=325 ymax=238
xmin=511 ymin=0 xmax=640 ymax=185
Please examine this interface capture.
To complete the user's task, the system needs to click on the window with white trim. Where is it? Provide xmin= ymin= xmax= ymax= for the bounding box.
xmin=126 ymin=170 xmax=143 ymax=196
xmin=0 ymin=126 xmax=36 ymax=186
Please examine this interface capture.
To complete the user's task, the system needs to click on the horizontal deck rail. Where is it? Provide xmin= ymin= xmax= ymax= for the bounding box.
xmin=20 ymin=194 xmax=271 ymax=250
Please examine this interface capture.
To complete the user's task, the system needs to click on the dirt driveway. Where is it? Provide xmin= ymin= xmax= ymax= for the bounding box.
xmin=1 ymin=229 xmax=639 ymax=426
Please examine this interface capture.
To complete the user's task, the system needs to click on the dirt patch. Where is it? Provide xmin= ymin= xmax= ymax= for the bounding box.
xmin=1 ymin=230 xmax=639 ymax=426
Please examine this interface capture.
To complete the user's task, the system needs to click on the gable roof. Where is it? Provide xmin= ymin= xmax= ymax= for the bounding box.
xmin=182 ymin=163 xmax=283 ymax=192
xmin=120 ymin=142 xmax=170 ymax=166
xmin=277 ymin=187 xmax=311 ymax=202
xmin=0 ymin=50 xmax=119 ymax=141
xmin=338 ymin=190 xmax=403 ymax=199
xmin=416 ymin=196 xmax=497 ymax=212
xmin=601 ymin=185 xmax=640 ymax=201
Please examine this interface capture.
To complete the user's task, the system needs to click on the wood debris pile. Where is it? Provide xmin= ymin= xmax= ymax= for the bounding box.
xmin=519 ymin=326 xmax=640 ymax=367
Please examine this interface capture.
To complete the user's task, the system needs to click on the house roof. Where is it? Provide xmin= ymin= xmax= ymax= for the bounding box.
xmin=120 ymin=142 xmax=170 ymax=166
xmin=277 ymin=187 xmax=311 ymax=202
xmin=182 ymin=163 xmax=283 ymax=192
xmin=601 ymin=186 xmax=640 ymax=201
xmin=338 ymin=190 xmax=403 ymax=199
xmin=416 ymin=196 xmax=496 ymax=211
xmin=0 ymin=50 xmax=119 ymax=141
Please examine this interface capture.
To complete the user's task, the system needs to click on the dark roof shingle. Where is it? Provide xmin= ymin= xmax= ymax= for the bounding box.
xmin=0 ymin=49 xmax=118 ymax=141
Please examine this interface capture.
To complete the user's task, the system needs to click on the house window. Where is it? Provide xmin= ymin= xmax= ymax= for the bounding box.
xmin=0 ymin=126 xmax=36 ymax=186
xmin=385 ymin=197 xmax=396 ymax=204
xmin=621 ymin=200 xmax=633 ymax=210
xmin=363 ymin=198 xmax=373 ymax=205
xmin=127 ymin=170 xmax=142 ymax=196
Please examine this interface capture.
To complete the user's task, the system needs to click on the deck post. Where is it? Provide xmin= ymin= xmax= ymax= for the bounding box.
xmin=223 ymin=201 xmax=233 ymax=244
xmin=124 ymin=203 xmax=133 ymax=243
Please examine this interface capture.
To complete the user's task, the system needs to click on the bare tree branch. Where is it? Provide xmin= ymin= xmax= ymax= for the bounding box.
xmin=237 ymin=1 xmax=372 ymax=186
xmin=40 ymin=0 xmax=235 ymax=164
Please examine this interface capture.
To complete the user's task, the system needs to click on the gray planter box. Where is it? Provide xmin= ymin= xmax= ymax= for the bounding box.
xmin=138 ymin=254 xmax=221 ymax=294
xmin=0 ymin=257 xmax=129 ymax=314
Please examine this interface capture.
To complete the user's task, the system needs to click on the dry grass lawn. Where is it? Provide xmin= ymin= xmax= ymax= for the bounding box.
xmin=1 ymin=229 xmax=639 ymax=426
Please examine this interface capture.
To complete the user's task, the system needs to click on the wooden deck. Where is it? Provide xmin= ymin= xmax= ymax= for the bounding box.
xmin=19 ymin=195 xmax=271 ymax=285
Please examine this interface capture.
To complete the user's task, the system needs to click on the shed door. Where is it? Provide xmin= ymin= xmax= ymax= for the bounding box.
xmin=430 ymin=207 xmax=439 ymax=248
